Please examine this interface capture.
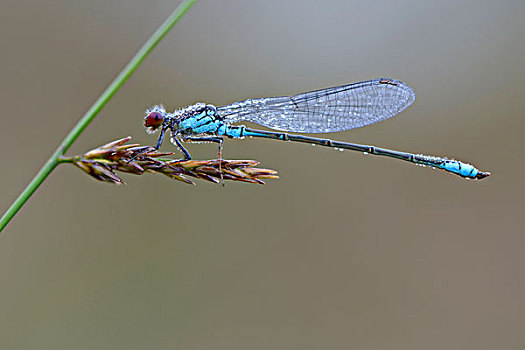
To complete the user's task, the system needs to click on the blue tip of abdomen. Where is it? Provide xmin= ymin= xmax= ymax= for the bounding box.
xmin=441 ymin=160 xmax=479 ymax=178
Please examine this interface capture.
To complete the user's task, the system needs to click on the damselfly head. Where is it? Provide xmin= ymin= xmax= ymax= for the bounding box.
xmin=144 ymin=105 xmax=166 ymax=133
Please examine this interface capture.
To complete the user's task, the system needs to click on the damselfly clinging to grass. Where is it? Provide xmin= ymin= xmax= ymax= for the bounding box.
xmin=142 ymin=78 xmax=489 ymax=179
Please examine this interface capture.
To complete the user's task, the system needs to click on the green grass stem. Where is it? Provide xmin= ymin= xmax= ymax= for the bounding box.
xmin=0 ymin=0 xmax=198 ymax=233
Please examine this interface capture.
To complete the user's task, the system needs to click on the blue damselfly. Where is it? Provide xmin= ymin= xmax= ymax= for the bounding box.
xmin=142 ymin=78 xmax=489 ymax=179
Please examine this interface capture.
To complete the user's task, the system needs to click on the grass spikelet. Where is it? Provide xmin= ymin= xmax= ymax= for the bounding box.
xmin=61 ymin=137 xmax=278 ymax=185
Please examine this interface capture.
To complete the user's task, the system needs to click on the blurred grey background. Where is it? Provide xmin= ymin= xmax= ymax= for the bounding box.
xmin=1 ymin=0 xmax=524 ymax=349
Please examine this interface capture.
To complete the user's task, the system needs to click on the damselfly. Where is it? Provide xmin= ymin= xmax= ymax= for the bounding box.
xmin=142 ymin=78 xmax=489 ymax=179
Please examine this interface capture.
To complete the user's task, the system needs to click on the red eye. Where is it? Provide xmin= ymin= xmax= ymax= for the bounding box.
xmin=144 ymin=111 xmax=164 ymax=128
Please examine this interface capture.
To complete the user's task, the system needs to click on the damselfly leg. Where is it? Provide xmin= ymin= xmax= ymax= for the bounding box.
xmin=183 ymin=136 xmax=225 ymax=184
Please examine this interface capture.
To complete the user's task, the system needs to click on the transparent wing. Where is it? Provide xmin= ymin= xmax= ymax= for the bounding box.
xmin=217 ymin=78 xmax=415 ymax=133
